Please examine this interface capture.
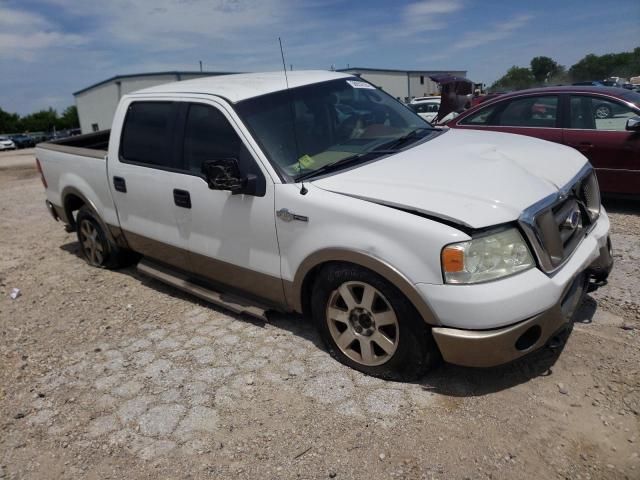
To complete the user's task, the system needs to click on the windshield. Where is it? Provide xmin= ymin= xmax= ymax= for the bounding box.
xmin=235 ymin=77 xmax=430 ymax=179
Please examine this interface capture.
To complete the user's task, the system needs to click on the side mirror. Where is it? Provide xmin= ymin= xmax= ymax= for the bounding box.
xmin=626 ymin=116 xmax=640 ymax=131
xmin=203 ymin=158 xmax=257 ymax=195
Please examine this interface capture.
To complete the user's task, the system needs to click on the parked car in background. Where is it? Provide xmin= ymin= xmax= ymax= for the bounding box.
xmin=9 ymin=134 xmax=35 ymax=149
xmin=447 ymin=86 xmax=640 ymax=195
xmin=410 ymin=96 xmax=440 ymax=104
xmin=408 ymin=99 xmax=440 ymax=122
xmin=602 ymin=79 xmax=625 ymax=88
xmin=572 ymin=81 xmax=605 ymax=87
xmin=0 ymin=136 xmax=17 ymax=151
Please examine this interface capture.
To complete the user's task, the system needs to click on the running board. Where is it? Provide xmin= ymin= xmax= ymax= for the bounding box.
xmin=137 ymin=259 xmax=268 ymax=321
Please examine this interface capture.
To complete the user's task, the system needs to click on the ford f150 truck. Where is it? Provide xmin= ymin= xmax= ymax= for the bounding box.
xmin=36 ymin=71 xmax=613 ymax=379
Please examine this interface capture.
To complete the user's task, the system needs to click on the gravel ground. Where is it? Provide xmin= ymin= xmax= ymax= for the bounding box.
xmin=1 ymin=151 xmax=639 ymax=479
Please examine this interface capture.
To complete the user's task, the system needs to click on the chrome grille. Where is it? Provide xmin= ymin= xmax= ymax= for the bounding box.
xmin=519 ymin=165 xmax=600 ymax=274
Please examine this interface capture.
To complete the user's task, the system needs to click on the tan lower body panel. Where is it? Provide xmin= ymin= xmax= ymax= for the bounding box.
xmin=432 ymin=273 xmax=588 ymax=367
xmin=432 ymin=306 xmax=568 ymax=367
xmin=122 ymin=230 xmax=287 ymax=310
xmin=137 ymin=259 xmax=270 ymax=321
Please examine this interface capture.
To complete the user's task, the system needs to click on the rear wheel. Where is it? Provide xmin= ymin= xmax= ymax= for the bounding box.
xmin=312 ymin=263 xmax=439 ymax=380
xmin=76 ymin=206 xmax=134 ymax=269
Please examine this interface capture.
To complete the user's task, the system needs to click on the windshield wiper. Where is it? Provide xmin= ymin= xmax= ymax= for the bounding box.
xmin=372 ymin=127 xmax=435 ymax=152
xmin=295 ymin=149 xmax=397 ymax=182
xmin=294 ymin=127 xmax=436 ymax=182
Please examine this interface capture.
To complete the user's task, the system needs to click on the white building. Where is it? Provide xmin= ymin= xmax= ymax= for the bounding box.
xmin=338 ymin=67 xmax=467 ymax=102
xmin=74 ymin=71 xmax=236 ymax=133
xmin=74 ymin=67 xmax=467 ymax=133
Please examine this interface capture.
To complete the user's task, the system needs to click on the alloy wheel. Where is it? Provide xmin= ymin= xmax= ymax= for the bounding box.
xmin=326 ymin=281 xmax=399 ymax=366
xmin=79 ymin=219 xmax=104 ymax=265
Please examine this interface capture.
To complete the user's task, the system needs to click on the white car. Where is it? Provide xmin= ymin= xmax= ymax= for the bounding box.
xmin=408 ymin=100 xmax=440 ymax=123
xmin=36 ymin=71 xmax=612 ymax=379
xmin=410 ymin=96 xmax=441 ymax=104
xmin=0 ymin=136 xmax=16 ymax=150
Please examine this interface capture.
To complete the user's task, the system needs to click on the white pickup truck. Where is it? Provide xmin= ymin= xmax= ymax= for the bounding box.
xmin=36 ymin=71 xmax=613 ymax=379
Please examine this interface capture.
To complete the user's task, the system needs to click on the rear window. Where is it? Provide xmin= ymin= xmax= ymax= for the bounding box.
xmin=497 ymin=96 xmax=558 ymax=127
xmin=458 ymin=104 xmax=498 ymax=125
xmin=620 ymin=89 xmax=640 ymax=108
xmin=120 ymin=102 xmax=176 ymax=167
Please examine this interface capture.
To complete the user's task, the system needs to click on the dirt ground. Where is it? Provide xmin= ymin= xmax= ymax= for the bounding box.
xmin=1 ymin=149 xmax=639 ymax=480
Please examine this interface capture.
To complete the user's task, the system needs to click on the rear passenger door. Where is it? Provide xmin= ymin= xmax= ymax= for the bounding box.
xmin=563 ymin=94 xmax=640 ymax=195
xmin=108 ymin=99 xmax=192 ymax=269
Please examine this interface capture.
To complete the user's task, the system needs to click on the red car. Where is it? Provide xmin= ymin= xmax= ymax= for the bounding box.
xmin=448 ymin=86 xmax=640 ymax=195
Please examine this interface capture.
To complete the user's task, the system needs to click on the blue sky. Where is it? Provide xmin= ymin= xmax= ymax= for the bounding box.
xmin=0 ymin=0 xmax=638 ymax=115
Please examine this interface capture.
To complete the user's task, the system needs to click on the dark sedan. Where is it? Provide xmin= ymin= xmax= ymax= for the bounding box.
xmin=9 ymin=134 xmax=36 ymax=149
xmin=448 ymin=86 xmax=640 ymax=195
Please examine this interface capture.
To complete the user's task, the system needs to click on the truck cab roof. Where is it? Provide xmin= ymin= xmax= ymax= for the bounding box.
xmin=132 ymin=70 xmax=352 ymax=103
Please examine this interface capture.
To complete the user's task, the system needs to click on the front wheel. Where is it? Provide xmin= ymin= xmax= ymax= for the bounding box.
xmin=311 ymin=263 xmax=439 ymax=380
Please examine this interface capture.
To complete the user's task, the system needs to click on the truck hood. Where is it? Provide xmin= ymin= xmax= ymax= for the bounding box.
xmin=312 ymin=128 xmax=587 ymax=229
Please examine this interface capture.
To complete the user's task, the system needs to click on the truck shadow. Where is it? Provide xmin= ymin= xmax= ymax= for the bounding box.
xmin=59 ymin=240 xmax=600 ymax=397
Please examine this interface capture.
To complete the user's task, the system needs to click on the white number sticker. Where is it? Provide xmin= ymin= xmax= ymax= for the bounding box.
xmin=346 ymin=80 xmax=376 ymax=89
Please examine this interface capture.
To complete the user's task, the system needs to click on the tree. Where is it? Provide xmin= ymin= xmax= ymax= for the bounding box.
xmin=530 ymin=56 xmax=560 ymax=83
xmin=20 ymin=108 xmax=59 ymax=133
xmin=569 ymin=47 xmax=640 ymax=81
xmin=58 ymin=106 xmax=79 ymax=130
xmin=491 ymin=66 xmax=535 ymax=91
xmin=0 ymin=107 xmax=21 ymax=134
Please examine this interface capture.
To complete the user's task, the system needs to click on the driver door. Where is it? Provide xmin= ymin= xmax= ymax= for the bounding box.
xmin=178 ymin=100 xmax=285 ymax=307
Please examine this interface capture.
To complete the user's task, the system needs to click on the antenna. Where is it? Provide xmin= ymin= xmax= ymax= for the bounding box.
xmin=278 ymin=37 xmax=289 ymax=89
xmin=278 ymin=37 xmax=307 ymax=195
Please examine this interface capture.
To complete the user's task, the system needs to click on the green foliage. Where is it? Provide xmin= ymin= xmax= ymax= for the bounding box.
xmin=491 ymin=66 xmax=535 ymax=91
xmin=569 ymin=47 xmax=640 ymax=81
xmin=0 ymin=105 xmax=79 ymax=134
xmin=530 ymin=56 xmax=560 ymax=83
xmin=20 ymin=108 xmax=59 ymax=133
xmin=58 ymin=106 xmax=79 ymax=130
xmin=490 ymin=46 xmax=639 ymax=92
xmin=0 ymin=108 xmax=21 ymax=134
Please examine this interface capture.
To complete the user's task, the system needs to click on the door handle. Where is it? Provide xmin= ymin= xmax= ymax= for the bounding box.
xmin=570 ymin=142 xmax=594 ymax=152
xmin=173 ymin=189 xmax=191 ymax=208
xmin=113 ymin=176 xmax=127 ymax=193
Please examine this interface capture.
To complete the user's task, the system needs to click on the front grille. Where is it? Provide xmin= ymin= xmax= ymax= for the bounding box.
xmin=519 ymin=165 xmax=600 ymax=274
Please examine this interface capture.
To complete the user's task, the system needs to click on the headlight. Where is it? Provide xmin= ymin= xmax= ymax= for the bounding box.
xmin=441 ymin=228 xmax=534 ymax=284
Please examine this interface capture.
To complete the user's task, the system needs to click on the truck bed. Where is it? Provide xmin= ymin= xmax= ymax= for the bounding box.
xmin=36 ymin=129 xmax=121 ymax=232
xmin=37 ymin=130 xmax=110 ymax=159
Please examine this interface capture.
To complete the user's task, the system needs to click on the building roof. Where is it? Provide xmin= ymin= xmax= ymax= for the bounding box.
xmin=338 ymin=67 xmax=466 ymax=75
xmin=131 ymin=70 xmax=352 ymax=103
xmin=73 ymin=70 xmax=239 ymax=96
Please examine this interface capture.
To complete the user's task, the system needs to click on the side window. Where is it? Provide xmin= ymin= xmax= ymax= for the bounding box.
xmin=459 ymin=104 xmax=498 ymax=125
xmin=496 ymin=96 xmax=558 ymax=127
xmin=183 ymin=104 xmax=259 ymax=178
xmin=569 ymin=95 xmax=638 ymax=131
xmin=120 ymin=102 xmax=176 ymax=167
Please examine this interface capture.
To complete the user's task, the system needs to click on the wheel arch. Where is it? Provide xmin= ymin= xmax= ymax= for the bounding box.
xmin=61 ymin=186 xmax=126 ymax=248
xmin=287 ymin=248 xmax=440 ymax=326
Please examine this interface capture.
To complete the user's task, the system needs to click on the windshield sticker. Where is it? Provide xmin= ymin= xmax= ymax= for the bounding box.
xmin=346 ymin=80 xmax=376 ymax=89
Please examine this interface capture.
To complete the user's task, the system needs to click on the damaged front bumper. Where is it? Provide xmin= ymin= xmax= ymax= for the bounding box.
xmin=426 ymin=213 xmax=613 ymax=368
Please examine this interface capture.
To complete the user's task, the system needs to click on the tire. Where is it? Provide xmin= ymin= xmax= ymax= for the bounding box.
xmin=594 ymin=104 xmax=612 ymax=119
xmin=76 ymin=206 xmax=133 ymax=269
xmin=311 ymin=263 xmax=439 ymax=381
